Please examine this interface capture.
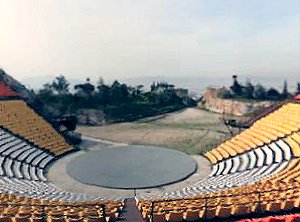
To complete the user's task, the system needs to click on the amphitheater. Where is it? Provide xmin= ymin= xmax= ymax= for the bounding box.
xmin=1 ymin=79 xmax=300 ymax=222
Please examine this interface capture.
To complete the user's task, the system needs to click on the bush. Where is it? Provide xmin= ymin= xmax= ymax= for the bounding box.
xmin=219 ymin=89 xmax=233 ymax=99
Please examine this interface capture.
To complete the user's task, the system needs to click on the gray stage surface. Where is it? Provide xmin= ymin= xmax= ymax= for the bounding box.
xmin=67 ymin=145 xmax=197 ymax=189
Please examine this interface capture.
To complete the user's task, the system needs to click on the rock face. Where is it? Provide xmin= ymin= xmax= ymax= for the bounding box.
xmin=200 ymin=87 xmax=274 ymax=116
xmin=76 ymin=109 xmax=106 ymax=126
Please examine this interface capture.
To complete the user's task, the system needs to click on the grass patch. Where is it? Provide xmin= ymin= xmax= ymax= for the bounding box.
xmin=78 ymin=108 xmax=234 ymax=156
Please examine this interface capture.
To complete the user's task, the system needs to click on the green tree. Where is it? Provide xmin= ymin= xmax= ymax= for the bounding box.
xmin=36 ymin=76 xmax=194 ymax=123
xmin=51 ymin=75 xmax=70 ymax=95
xmin=253 ymin=84 xmax=266 ymax=100
xmin=74 ymin=78 xmax=95 ymax=96
xmin=36 ymin=80 xmax=73 ymax=116
xmin=296 ymin=82 xmax=300 ymax=94
xmin=133 ymin=85 xmax=144 ymax=96
xmin=38 ymin=83 xmax=53 ymax=98
xmin=230 ymin=75 xmax=243 ymax=96
xmin=98 ymin=77 xmax=104 ymax=86
xmin=282 ymin=79 xmax=289 ymax=98
xmin=243 ymin=80 xmax=254 ymax=99
xmin=110 ymin=80 xmax=129 ymax=103
xmin=267 ymin=88 xmax=281 ymax=100
xmin=73 ymin=78 xmax=96 ymax=109
xmin=218 ymin=89 xmax=233 ymax=99
xmin=157 ymin=82 xmax=175 ymax=92
xmin=96 ymin=81 xmax=110 ymax=106
xmin=150 ymin=82 xmax=156 ymax=91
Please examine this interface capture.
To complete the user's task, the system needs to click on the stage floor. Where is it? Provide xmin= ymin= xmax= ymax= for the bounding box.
xmin=66 ymin=145 xmax=197 ymax=189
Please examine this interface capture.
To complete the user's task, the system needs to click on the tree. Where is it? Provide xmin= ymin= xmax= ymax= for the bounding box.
xmin=133 ymin=85 xmax=144 ymax=96
xmin=96 ymin=81 xmax=110 ymax=106
xmin=36 ymin=80 xmax=73 ymax=116
xmin=150 ymin=82 xmax=156 ymax=91
xmin=267 ymin=88 xmax=281 ymax=100
xmin=230 ymin=75 xmax=243 ymax=96
xmin=110 ymin=80 xmax=129 ymax=103
xmin=98 ymin=77 xmax=105 ymax=86
xmin=218 ymin=89 xmax=233 ymax=99
xmin=160 ymin=82 xmax=175 ymax=91
xmin=282 ymin=79 xmax=289 ymax=99
xmin=74 ymin=78 xmax=95 ymax=96
xmin=36 ymin=83 xmax=55 ymax=114
xmin=38 ymin=83 xmax=53 ymax=97
xmin=35 ymin=75 xmax=194 ymax=124
xmin=243 ymin=80 xmax=254 ymax=99
xmin=51 ymin=75 xmax=70 ymax=95
xmin=296 ymin=82 xmax=300 ymax=94
xmin=253 ymin=84 xmax=266 ymax=100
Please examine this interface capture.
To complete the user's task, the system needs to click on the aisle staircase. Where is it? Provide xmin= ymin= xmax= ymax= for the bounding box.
xmin=120 ymin=198 xmax=145 ymax=222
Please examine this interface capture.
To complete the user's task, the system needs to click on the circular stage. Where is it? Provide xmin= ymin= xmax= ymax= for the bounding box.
xmin=66 ymin=145 xmax=197 ymax=189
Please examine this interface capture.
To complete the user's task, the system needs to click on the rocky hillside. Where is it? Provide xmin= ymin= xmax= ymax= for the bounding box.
xmin=199 ymin=87 xmax=274 ymax=116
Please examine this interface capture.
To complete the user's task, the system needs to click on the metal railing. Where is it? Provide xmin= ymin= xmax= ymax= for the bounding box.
xmin=147 ymin=181 xmax=300 ymax=222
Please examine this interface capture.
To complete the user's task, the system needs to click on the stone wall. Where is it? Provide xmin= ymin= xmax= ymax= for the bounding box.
xmin=199 ymin=87 xmax=274 ymax=116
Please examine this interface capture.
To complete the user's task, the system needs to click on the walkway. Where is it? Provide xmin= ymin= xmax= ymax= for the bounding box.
xmin=119 ymin=198 xmax=145 ymax=222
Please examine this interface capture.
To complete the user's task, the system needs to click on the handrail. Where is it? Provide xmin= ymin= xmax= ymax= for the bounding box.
xmin=148 ymin=180 xmax=300 ymax=221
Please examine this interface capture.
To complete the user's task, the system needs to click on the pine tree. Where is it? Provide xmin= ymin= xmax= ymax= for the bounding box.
xmin=296 ymin=82 xmax=300 ymax=94
xmin=230 ymin=75 xmax=243 ymax=96
xmin=282 ymin=79 xmax=288 ymax=98
xmin=243 ymin=80 xmax=254 ymax=99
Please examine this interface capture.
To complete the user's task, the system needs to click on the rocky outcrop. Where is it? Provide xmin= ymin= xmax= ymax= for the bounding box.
xmin=199 ymin=87 xmax=274 ymax=116
xmin=76 ymin=109 xmax=106 ymax=126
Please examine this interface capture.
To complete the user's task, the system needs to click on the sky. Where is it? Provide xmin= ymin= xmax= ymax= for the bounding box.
xmin=0 ymin=0 xmax=299 ymax=82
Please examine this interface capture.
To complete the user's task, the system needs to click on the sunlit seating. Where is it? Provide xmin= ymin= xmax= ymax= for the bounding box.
xmin=0 ymin=100 xmax=72 ymax=155
xmin=138 ymin=102 xmax=300 ymax=221
xmin=2 ymin=89 xmax=300 ymax=221
xmin=205 ymin=103 xmax=300 ymax=162
xmin=0 ymin=193 xmax=123 ymax=222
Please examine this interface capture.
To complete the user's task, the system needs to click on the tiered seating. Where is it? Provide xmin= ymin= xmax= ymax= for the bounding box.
xmin=0 ymin=175 xmax=111 ymax=202
xmin=0 ymin=128 xmax=53 ymax=181
xmin=205 ymin=103 xmax=300 ymax=163
xmin=0 ymin=95 xmax=126 ymax=220
xmin=0 ymin=127 xmax=110 ymax=202
xmin=1 ymin=93 xmax=300 ymax=220
xmin=138 ymin=102 xmax=300 ymax=221
xmin=209 ymin=139 xmax=292 ymax=178
xmin=0 ymin=82 xmax=19 ymax=97
xmin=0 ymin=193 xmax=123 ymax=222
xmin=0 ymin=99 xmax=127 ymax=205
xmin=138 ymin=162 xmax=300 ymax=221
xmin=0 ymin=100 xmax=72 ymax=155
xmin=140 ymin=161 xmax=288 ymax=201
xmin=140 ymin=132 xmax=294 ymax=201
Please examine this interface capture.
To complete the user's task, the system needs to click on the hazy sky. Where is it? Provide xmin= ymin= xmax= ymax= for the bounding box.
xmin=0 ymin=0 xmax=299 ymax=81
